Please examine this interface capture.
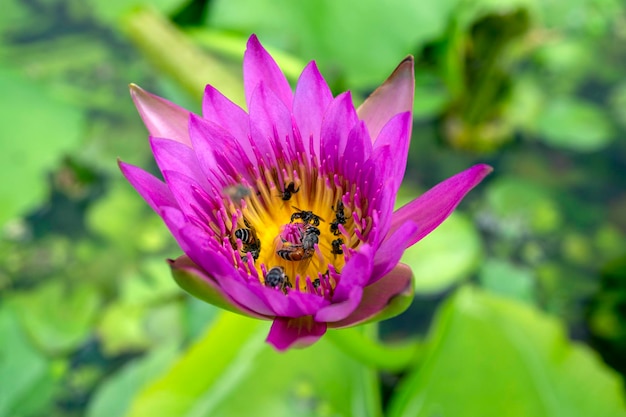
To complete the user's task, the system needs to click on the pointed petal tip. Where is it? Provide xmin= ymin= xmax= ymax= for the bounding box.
xmin=266 ymin=317 xmax=327 ymax=351
xmin=357 ymin=54 xmax=416 ymax=140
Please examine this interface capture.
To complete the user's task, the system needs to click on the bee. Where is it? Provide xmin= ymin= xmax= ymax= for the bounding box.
xmin=290 ymin=207 xmax=324 ymax=226
xmin=265 ymin=266 xmax=291 ymax=293
xmin=330 ymin=201 xmax=347 ymax=236
xmin=279 ymin=182 xmax=300 ymax=201
xmin=234 ymin=227 xmax=260 ymax=261
xmin=223 ymin=184 xmax=252 ymax=205
xmin=331 ymin=238 xmax=344 ymax=255
xmin=277 ymin=245 xmax=307 ymax=261
xmin=300 ymin=225 xmax=320 ymax=251
xmin=312 ymin=278 xmax=321 ymax=289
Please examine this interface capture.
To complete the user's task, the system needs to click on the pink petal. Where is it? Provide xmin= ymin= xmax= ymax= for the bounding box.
xmin=373 ymin=112 xmax=412 ymax=191
xmin=169 ymin=255 xmax=269 ymax=320
xmin=292 ymin=61 xmax=333 ymax=158
xmin=329 ymin=263 xmax=414 ymax=329
xmin=243 ymin=35 xmax=293 ymax=111
xmin=150 ymin=137 xmax=212 ymax=190
xmin=389 ymin=164 xmax=493 ymax=248
xmin=202 ymin=84 xmax=250 ymax=144
xmin=320 ymin=92 xmax=358 ymax=171
xmin=188 ymin=114 xmax=254 ymax=176
xmin=248 ymin=82 xmax=296 ymax=161
xmin=266 ymin=316 xmax=327 ymax=351
xmin=314 ymin=245 xmax=373 ymax=323
xmin=129 ymin=84 xmax=192 ymax=146
xmin=356 ymin=56 xmax=414 ymax=142
xmin=371 ymin=220 xmax=419 ymax=283
xmin=118 ymin=161 xmax=177 ymax=213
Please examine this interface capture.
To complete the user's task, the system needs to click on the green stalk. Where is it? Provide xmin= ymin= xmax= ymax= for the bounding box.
xmin=120 ymin=6 xmax=245 ymax=106
xmin=328 ymin=326 xmax=422 ymax=373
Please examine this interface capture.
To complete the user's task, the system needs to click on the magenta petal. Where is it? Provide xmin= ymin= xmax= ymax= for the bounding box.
xmin=372 ymin=220 xmax=419 ymax=283
xmin=320 ymin=92 xmax=358 ymax=170
xmin=373 ymin=112 xmax=412 ymax=191
xmin=356 ymin=57 xmax=414 ymax=142
xmin=189 ymin=114 xmax=254 ymax=176
xmin=293 ymin=61 xmax=333 ymax=157
xmin=248 ymin=82 xmax=295 ymax=158
xmin=329 ymin=263 xmax=414 ymax=329
xmin=266 ymin=316 xmax=327 ymax=351
xmin=118 ymin=161 xmax=177 ymax=213
xmin=244 ymin=35 xmax=293 ymax=111
xmin=314 ymin=246 xmax=373 ymax=322
xmin=390 ymin=164 xmax=493 ymax=248
xmin=169 ymin=256 xmax=269 ymax=320
xmin=130 ymin=84 xmax=192 ymax=146
xmin=202 ymin=84 xmax=250 ymax=144
xmin=150 ymin=137 xmax=212 ymax=190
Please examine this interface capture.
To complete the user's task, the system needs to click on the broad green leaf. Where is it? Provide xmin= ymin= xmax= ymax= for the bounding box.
xmin=126 ymin=312 xmax=368 ymax=417
xmin=535 ymin=97 xmax=614 ymax=152
xmin=486 ymin=176 xmax=562 ymax=236
xmin=402 ymin=213 xmax=483 ymax=294
xmin=86 ymin=343 xmax=179 ymax=417
xmin=0 ymin=305 xmax=59 ymax=417
xmin=11 ymin=280 xmax=101 ymax=355
xmin=87 ymin=0 xmax=185 ymax=25
xmin=388 ymin=286 xmax=626 ymax=417
xmin=208 ymin=0 xmax=460 ymax=89
xmin=479 ymin=258 xmax=536 ymax=303
xmin=97 ymin=301 xmax=184 ymax=356
xmin=86 ymin=181 xmax=171 ymax=254
xmin=126 ymin=312 xmax=266 ymax=417
xmin=0 ymin=67 xmax=83 ymax=226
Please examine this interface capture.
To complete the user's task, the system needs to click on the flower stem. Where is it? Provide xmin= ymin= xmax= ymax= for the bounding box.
xmin=327 ymin=326 xmax=422 ymax=372
xmin=120 ymin=6 xmax=245 ymax=106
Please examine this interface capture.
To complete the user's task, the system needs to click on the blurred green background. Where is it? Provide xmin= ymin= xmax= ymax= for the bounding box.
xmin=2 ymin=0 xmax=626 ymax=416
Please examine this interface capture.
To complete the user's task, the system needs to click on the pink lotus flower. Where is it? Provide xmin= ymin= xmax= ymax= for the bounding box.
xmin=119 ymin=35 xmax=492 ymax=351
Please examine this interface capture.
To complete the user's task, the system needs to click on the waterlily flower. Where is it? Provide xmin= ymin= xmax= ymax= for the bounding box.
xmin=119 ymin=34 xmax=492 ymax=351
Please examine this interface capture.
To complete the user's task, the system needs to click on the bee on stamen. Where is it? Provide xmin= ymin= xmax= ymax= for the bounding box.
xmin=279 ymin=182 xmax=300 ymax=201
xmin=234 ymin=227 xmax=261 ymax=262
xmin=277 ymin=245 xmax=307 ymax=261
xmin=331 ymin=238 xmax=344 ymax=256
xmin=264 ymin=266 xmax=291 ymax=294
xmin=330 ymin=201 xmax=347 ymax=236
xmin=223 ymin=184 xmax=252 ymax=205
xmin=290 ymin=207 xmax=324 ymax=226
xmin=276 ymin=225 xmax=320 ymax=262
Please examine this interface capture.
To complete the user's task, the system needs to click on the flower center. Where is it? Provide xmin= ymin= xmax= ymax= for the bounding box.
xmin=219 ymin=154 xmax=370 ymax=297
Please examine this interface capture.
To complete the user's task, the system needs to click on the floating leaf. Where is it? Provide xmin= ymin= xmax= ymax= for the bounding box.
xmin=388 ymin=287 xmax=626 ymax=417
xmin=86 ymin=343 xmax=179 ymax=417
xmin=0 ymin=67 xmax=83 ymax=226
xmin=479 ymin=258 xmax=536 ymax=303
xmin=207 ymin=0 xmax=459 ymax=88
xmin=126 ymin=312 xmax=368 ymax=417
xmin=0 ymin=305 xmax=59 ymax=417
xmin=535 ymin=97 xmax=614 ymax=152
xmin=402 ymin=213 xmax=483 ymax=294
xmin=11 ymin=280 xmax=101 ymax=355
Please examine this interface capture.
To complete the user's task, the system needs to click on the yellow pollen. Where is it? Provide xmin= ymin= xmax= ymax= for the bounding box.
xmin=223 ymin=163 xmax=360 ymax=294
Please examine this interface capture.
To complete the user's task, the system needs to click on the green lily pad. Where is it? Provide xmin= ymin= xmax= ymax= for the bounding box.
xmin=535 ymin=97 xmax=614 ymax=152
xmin=126 ymin=312 xmax=371 ymax=417
xmin=479 ymin=258 xmax=536 ymax=303
xmin=207 ymin=0 xmax=459 ymax=88
xmin=0 ymin=67 xmax=83 ymax=226
xmin=86 ymin=343 xmax=179 ymax=417
xmin=388 ymin=286 xmax=626 ymax=417
xmin=485 ymin=176 xmax=562 ymax=236
xmin=0 ymin=305 xmax=59 ymax=417
xmin=11 ymin=280 xmax=101 ymax=355
xmin=402 ymin=213 xmax=483 ymax=294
